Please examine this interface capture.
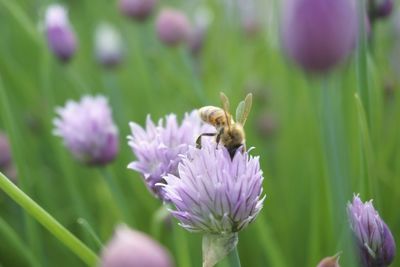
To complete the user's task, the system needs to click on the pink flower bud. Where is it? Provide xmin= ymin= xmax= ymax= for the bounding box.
xmin=317 ymin=254 xmax=341 ymax=267
xmin=45 ymin=5 xmax=77 ymax=62
xmin=281 ymin=0 xmax=358 ymax=73
xmin=100 ymin=225 xmax=174 ymax=267
xmin=118 ymin=0 xmax=157 ymax=21
xmin=156 ymin=8 xmax=191 ymax=47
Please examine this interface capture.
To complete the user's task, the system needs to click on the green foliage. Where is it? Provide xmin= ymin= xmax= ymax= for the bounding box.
xmin=0 ymin=0 xmax=399 ymax=266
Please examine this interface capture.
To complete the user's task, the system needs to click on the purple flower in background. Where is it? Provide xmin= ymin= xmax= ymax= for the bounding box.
xmin=281 ymin=0 xmax=357 ymax=73
xmin=128 ymin=111 xmax=210 ymax=201
xmin=161 ymin=141 xmax=265 ymax=234
xmin=371 ymin=0 xmax=394 ymax=19
xmin=45 ymin=4 xmax=77 ymax=62
xmin=118 ymin=0 xmax=157 ymax=21
xmin=156 ymin=8 xmax=191 ymax=47
xmin=347 ymin=195 xmax=396 ymax=267
xmin=100 ymin=225 xmax=174 ymax=267
xmin=0 ymin=132 xmax=17 ymax=181
xmin=94 ymin=23 xmax=123 ymax=69
xmin=0 ymin=132 xmax=11 ymax=170
xmin=53 ymin=95 xmax=119 ymax=166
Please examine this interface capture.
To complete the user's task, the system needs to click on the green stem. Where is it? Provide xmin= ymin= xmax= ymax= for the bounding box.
xmin=0 ymin=75 xmax=43 ymax=264
xmin=226 ymin=247 xmax=241 ymax=267
xmin=77 ymin=218 xmax=104 ymax=250
xmin=173 ymin=223 xmax=191 ymax=267
xmin=0 ymin=217 xmax=40 ymax=267
xmin=0 ymin=172 xmax=99 ymax=266
xmin=99 ymin=167 xmax=135 ymax=225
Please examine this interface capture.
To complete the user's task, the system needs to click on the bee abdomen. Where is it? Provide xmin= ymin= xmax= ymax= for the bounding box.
xmin=199 ymin=106 xmax=227 ymax=127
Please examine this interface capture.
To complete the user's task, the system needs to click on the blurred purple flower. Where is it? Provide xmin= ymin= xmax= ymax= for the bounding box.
xmin=95 ymin=23 xmax=123 ymax=68
xmin=281 ymin=0 xmax=357 ymax=73
xmin=0 ymin=132 xmax=11 ymax=170
xmin=45 ymin=4 xmax=77 ymax=62
xmin=53 ymin=95 xmax=119 ymax=166
xmin=100 ymin=225 xmax=174 ymax=267
xmin=128 ymin=111 xmax=210 ymax=201
xmin=372 ymin=0 xmax=394 ymax=19
xmin=188 ymin=7 xmax=213 ymax=56
xmin=161 ymin=141 xmax=265 ymax=234
xmin=118 ymin=0 xmax=157 ymax=21
xmin=347 ymin=195 xmax=396 ymax=267
xmin=156 ymin=8 xmax=191 ymax=47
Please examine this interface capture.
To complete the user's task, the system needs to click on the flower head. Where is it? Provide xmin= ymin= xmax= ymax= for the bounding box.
xmin=118 ymin=0 xmax=157 ymax=21
xmin=45 ymin=4 xmax=77 ymax=62
xmin=53 ymin=95 xmax=119 ymax=166
xmin=94 ymin=23 xmax=123 ymax=68
xmin=161 ymin=141 xmax=265 ymax=234
xmin=281 ymin=0 xmax=357 ymax=73
xmin=100 ymin=225 xmax=173 ymax=267
xmin=128 ymin=111 xmax=210 ymax=201
xmin=347 ymin=195 xmax=396 ymax=267
xmin=156 ymin=8 xmax=191 ymax=47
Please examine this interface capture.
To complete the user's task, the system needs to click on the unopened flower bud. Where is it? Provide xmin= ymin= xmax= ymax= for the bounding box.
xmin=53 ymin=95 xmax=119 ymax=166
xmin=118 ymin=0 xmax=157 ymax=21
xmin=156 ymin=8 xmax=191 ymax=47
xmin=94 ymin=23 xmax=123 ymax=68
xmin=347 ymin=195 xmax=396 ymax=267
xmin=44 ymin=5 xmax=77 ymax=62
xmin=317 ymin=253 xmax=341 ymax=267
xmin=100 ymin=225 xmax=173 ymax=267
xmin=281 ymin=0 xmax=358 ymax=73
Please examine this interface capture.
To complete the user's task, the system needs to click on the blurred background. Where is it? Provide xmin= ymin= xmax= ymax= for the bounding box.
xmin=0 ymin=0 xmax=399 ymax=266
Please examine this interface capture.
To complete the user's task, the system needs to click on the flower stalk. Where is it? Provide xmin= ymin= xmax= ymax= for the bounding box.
xmin=0 ymin=172 xmax=99 ymax=266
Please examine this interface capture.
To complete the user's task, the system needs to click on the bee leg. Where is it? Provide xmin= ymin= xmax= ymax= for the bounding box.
xmin=216 ymin=128 xmax=224 ymax=149
xmin=196 ymin=133 xmax=217 ymax=148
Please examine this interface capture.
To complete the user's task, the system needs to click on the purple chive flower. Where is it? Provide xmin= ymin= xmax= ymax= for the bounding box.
xmin=281 ymin=0 xmax=358 ymax=73
xmin=95 ymin=23 xmax=123 ymax=68
xmin=161 ymin=141 xmax=265 ymax=234
xmin=53 ymin=95 xmax=119 ymax=166
xmin=156 ymin=8 xmax=191 ymax=47
xmin=45 ymin=4 xmax=77 ymax=62
xmin=118 ymin=0 xmax=157 ymax=21
xmin=128 ymin=111 xmax=211 ymax=201
xmin=100 ymin=225 xmax=174 ymax=267
xmin=347 ymin=195 xmax=396 ymax=267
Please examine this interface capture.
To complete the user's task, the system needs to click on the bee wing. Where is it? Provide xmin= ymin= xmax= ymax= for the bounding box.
xmin=236 ymin=93 xmax=252 ymax=126
xmin=220 ymin=92 xmax=232 ymax=126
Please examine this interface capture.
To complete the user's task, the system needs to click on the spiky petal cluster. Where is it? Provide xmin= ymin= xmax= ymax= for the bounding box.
xmin=53 ymin=95 xmax=119 ymax=166
xmin=347 ymin=195 xmax=396 ymax=267
xmin=100 ymin=225 xmax=173 ymax=267
xmin=128 ymin=111 xmax=210 ymax=200
xmin=162 ymin=141 xmax=265 ymax=234
xmin=44 ymin=4 xmax=77 ymax=62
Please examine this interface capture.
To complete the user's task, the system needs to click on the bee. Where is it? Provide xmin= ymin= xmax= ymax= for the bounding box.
xmin=196 ymin=92 xmax=253 ymax=158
